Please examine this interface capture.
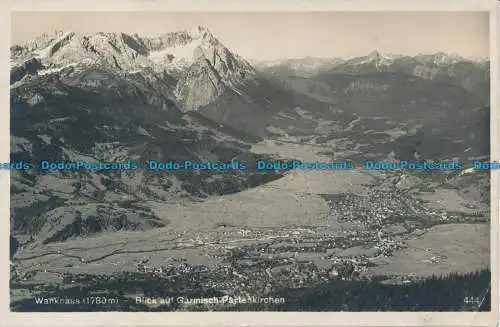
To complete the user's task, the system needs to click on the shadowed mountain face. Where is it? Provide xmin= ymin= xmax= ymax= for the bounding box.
xmin=326 ymin=52 xmax=490 ymax=102
xmin=10 ymin=27 xmax=301 ymax=244
xmin=11 ymin=28 xmax=349 ymax=137
xmin=256 ymin=51 xmax=490 ymax=102
xmin=252 ymin=57 xmax=345 ymax=78
xmin=259 ymin=53 xmax=490 ymax=161
xmin=197 ymin=75 xmax=355 ymax=136
xmin=10 ymin=67 xmax=267 ymax=243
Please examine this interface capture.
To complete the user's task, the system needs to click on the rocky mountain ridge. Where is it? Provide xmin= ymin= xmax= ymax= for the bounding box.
xmin=257 ymin=50 xmax=489 ymax=98
xmin=11 ymin=26 xmax=256 ymax=111
xmin=9 ymin=27 xmax=287 ymax=245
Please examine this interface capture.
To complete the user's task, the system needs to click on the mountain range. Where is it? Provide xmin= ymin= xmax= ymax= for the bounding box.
xmin=256 ymin=50 xmax=490 ymax=161
xmin=10 ymin=26 xmax=490 ymax=245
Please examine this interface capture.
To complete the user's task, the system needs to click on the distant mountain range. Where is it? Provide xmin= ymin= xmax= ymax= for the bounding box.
xmin=10 ymin=26 xmax=490 ymax=244
xmin=255 ymin=50 xmax=489 ymax=100
xmin=252 ymin=57 xmax=345 ymax=78
xmin=254 ymin=51 xmax=488 ymax=84
xmin=257 ymin=49 xmax=490 ymax=161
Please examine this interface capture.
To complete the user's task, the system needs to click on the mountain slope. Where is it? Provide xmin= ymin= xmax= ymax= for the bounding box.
xmin=260 ymin=51 xmax=489 ymax=105
xmin=11 ymin=28 xmax=352 ymax=138
xmin=10 ymin=28 xmax=292 ymax=245
xmin=253 ymin=57 xmax=344 ymax=78
xmin=327 ymin=51 xmax=490 ymax=102
xmin=310 ymin=71 xmax=489 ymax=160
xmin=257 ymin=51 xmax=489 ymax=161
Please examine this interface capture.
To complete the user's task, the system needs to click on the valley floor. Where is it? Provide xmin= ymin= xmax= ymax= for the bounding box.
xmin=10 ymin=137 xmax=491 ymax=311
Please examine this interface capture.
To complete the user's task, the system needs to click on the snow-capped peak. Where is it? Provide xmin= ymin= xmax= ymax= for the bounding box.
xmin=10 ymin=27 xmax=224 ymax=74
xmin=366 ymin=50 xmax=401 ymax=63
xmin=434 ymin=52 xmax=466 ymax=65
xmin=145 ymin=27 xmax=220 ymax=70
xmin=353 ymin=49 xmax=393 ymax=67
xmin=415 ymin=52 xmax=469 ymax=65
xmin=11 ymin=26 xmax=256 ymax=112
xmin=187 ymin=25 xmax=213 ymax=40
xmin=367 ymin=50 xmax=381 ymax=60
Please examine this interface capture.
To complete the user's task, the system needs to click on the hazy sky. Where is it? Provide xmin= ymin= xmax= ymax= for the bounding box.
xmin=11 ymin=11 xmax=489 ymax=60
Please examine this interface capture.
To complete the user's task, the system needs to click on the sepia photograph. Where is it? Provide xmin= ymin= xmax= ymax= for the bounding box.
xmin=5 ymin=5 xmax=497 ymax=322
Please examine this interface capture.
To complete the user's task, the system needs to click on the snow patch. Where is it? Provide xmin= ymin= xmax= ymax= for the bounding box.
xmin=137 ymin=126 xmax=154 ymax=137
xmin=459 ymin=167 xmax=475 ymax=176
xmin=294 ymin=107 xmax=313 ymax=119
xmin=27 ymin=94 xmax=45 ymax=106
xmin=38 ymin=62 xmax=78 ymax=76
xmin=277 ymin=112 xmax=296 ymax=120
xmin=11 ymin=136 xmax=33 ymax=154
xmin=229 ymin=85 xmax=243 ymax=95
xmin=148 ymin=39 xmax=202 ymax=68
xmin=34 ymin=31 xmax=74 ymax=59
xmin=38 ymin=135 xmax=52 ymax=144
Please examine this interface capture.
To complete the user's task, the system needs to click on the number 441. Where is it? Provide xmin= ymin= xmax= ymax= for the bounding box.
xmin=464 ymin=296 xmax=480 ymax=305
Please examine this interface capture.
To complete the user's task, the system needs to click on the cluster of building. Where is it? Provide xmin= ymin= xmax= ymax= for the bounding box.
xmin=123 ymin=184 xmax=486 ymax=297
xmin=328 ymin=191 xmax=417 ymax=227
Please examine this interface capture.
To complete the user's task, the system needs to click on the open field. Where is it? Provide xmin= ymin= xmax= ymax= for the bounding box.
xmin=417 ymin=188 xmax=489 ymax=213
xmin=367 ymin=223 xmax=489 ymax=277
